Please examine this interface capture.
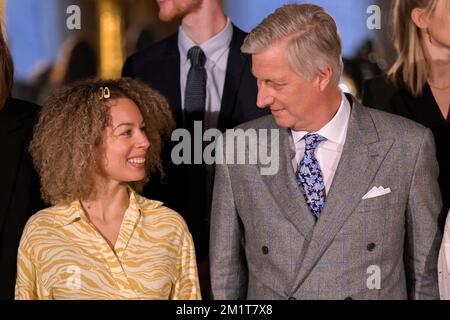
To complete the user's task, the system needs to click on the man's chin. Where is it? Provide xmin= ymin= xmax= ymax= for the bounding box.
xmin=273 ymin=117 xmax=290 ymax=129
xmin=158 ymin=12 xmax=174 ymax=22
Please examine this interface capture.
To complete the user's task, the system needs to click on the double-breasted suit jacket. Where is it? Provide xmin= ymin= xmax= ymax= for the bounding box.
xmin=210 ymin=96 xmax=442 ymax=299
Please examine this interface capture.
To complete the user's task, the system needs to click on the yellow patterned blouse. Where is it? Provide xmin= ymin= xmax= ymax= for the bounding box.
xmin=15 ymin=189 xmax=201 ymax=300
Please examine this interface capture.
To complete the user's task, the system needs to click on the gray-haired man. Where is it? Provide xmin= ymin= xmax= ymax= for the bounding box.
xmin=210 ymin=3 xmax=442 ymax=300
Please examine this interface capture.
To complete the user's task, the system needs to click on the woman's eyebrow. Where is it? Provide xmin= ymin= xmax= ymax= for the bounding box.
xmin=112 ymin=122 xmax=134 ymax=130
xmin=113 ymin=121 xmax=146 ymax=130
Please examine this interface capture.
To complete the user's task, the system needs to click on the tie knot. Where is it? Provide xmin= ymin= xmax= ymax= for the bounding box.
xmin=187 ymin=46 xmax=206 ymax=67
xmin=303 ymin=133 xmax=326 ymax=151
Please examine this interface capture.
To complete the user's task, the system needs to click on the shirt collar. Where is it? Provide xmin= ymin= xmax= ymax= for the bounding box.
xmin=178 ymin=17 xmax=233 ymax=67
xmin=291 ymin=91 xmax=351 ymax=146
xmin=53 ymin=186 xmax=143 ymax=227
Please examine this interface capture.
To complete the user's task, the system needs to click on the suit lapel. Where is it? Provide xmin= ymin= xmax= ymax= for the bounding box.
xmin=218 ymin=25 xmax=248 ymax=132
xmin=259 ymin=120 xmax=316 ymax=242
xmin=158 ymin=34 xmax=183 ymax=128
xmin=291 ymin=99 xmax=395 ymax=291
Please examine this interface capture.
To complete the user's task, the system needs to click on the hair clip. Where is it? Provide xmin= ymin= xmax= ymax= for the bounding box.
xmin=98 ymin=86 xmax=111 ymax=100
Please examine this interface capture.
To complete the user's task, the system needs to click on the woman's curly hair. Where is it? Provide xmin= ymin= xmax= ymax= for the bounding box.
xmin=30 ymin=77 xmax=175 ymax=205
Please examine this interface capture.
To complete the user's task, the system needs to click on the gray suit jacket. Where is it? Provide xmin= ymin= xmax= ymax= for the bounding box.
xmin=210 ymin=96 xmax=442 ymax=300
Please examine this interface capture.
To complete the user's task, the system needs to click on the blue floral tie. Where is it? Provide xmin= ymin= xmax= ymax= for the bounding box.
xmin=296 ymin=133 xmax=327 ymax=219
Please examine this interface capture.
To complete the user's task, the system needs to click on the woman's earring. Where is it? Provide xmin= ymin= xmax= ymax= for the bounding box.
xmin=427 ymin=29 xmax=433 ymax=44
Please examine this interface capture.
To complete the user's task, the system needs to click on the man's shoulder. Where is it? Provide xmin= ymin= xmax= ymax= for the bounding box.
xmin=230 ymin=24 xmax=247 ymax=45
xmin=233 ymin=114 xmax=276 ymax=131
xmin=217 ymin=116 xmax=277 ymax=148
xmin=123 ymin=33 xmax=178 ymax=68
xmin=362 ymin=103 xmax=428 ymax=140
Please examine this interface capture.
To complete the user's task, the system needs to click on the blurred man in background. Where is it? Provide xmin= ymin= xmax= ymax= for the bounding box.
xmin=123 ymin=0 xmax=269 ymax=296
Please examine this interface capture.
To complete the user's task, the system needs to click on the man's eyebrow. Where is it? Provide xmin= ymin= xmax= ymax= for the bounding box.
xmin=251 ymin=71 xmax=283 ymax=83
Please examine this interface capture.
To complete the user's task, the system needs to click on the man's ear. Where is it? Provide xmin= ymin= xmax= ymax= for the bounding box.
xmin=411 ymin=7 xmax=429 ymax=29
xmin=317 ymin=67 xmax=333 ymax=92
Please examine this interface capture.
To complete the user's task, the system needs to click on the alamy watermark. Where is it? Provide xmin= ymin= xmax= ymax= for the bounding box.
xmin=366 ymin=265 xmax=381 ymax=290
xmin=66 ymin=265 xmax=81 ymax=290
xmin=366 ymin=5 xmax=381 ymax=30
xmin=170 ymin=122 xmax=280 ymax=176
xmin=66 ymin=4 xmax=382 ymax=31
xmin=66 ymin=5 xmax=81 ymax=30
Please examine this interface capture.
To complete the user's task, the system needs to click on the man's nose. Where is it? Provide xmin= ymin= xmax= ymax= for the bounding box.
xmin=256 ymin=84 xmax=274 ymax=109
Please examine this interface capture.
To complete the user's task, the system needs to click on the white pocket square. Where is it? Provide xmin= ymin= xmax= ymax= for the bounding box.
xmin=362 ymin=186 xmax=391 ymax=200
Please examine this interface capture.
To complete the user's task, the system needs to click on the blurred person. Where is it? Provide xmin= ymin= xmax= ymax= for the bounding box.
xmin=51 ymin=36 xmax=98 ymax=85
xmin=15 ymin=78 xmax=200 ymax=300
xmin=210 ymin=4 xmax=441 ymax=300
xmin=123 ymin=0 xmax=269 ymax=296
xmin=0 ymin=22 xmax=44 ymax=300
xmin=37 ymin=36 xmax=98 ymax=104
xmin=125 ymin=25 xmax=155 ymax=56
xmin=363 ymin=0 xmax=450 ymax=223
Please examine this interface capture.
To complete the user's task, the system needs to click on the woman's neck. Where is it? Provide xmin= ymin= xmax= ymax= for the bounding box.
xmin=424 ymin=35 xmax=450 ymax=88
xmin=81 ymin=182 xmax=129 ymax=223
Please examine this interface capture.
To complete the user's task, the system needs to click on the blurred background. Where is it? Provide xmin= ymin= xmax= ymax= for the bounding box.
xmin=1 ymin=0 xmax=397 ymax=104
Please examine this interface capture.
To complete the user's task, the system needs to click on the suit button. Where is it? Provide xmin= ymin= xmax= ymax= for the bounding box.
xmin=262 ymin=246 xmax=269 ymax=255
xmin=288 ymin=297 xmax=296 ymax=300
xmin=344 ymin=296 xmax=353 ymax=300
xmin=367 ymin=243 xmax=376 ymax=251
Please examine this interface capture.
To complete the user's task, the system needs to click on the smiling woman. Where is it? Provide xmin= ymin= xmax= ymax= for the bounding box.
xmin=14 ymin=78 xmax=202 ymax=300
xmin=30 ymin=78 xmax=175 ymax=203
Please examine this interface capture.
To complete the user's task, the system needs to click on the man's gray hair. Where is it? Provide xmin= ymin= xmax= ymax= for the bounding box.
xmin=242 ymin=4 xmax=343 ymax=86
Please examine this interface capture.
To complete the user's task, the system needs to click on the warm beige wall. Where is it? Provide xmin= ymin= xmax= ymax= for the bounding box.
xmin=98 ymin=0 xmax=124 ymax=78
xmin=0 ymin=0 xmax=4 ymax=20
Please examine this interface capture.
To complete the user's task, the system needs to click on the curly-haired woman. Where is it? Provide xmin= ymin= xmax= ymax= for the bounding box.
xmin=14 ymin=78 xmax=201 ymax=300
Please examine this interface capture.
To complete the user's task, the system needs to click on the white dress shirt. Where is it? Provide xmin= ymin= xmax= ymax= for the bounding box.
xmin=178 ymin=18 xmax=233 ymax=130
xmin=290 ymin=92 xmax=351 ymax=193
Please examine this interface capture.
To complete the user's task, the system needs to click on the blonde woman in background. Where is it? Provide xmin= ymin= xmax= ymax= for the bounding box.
xmin=363 ymin=0 xmax=450 ymax=219
xmin=14 ymin=78 xmax=201 ymax=300
xmin=362 ymin=0 xmax=450 ymax=300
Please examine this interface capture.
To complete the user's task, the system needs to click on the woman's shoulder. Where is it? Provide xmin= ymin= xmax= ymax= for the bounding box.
xmin=26 ymin=205 xmax=59 ymax=223
xmin=363 ymin=75 xmax=402 ymax=96
xmin=362 ymin=75 xmax=405 ymax=111
xmin=133 ymin=193 xmax=190 ymax=231
xmin=24 ymin=202 xmax=79 ymax=232
xmin=19 ymin=204 xmax=73 ymax=251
